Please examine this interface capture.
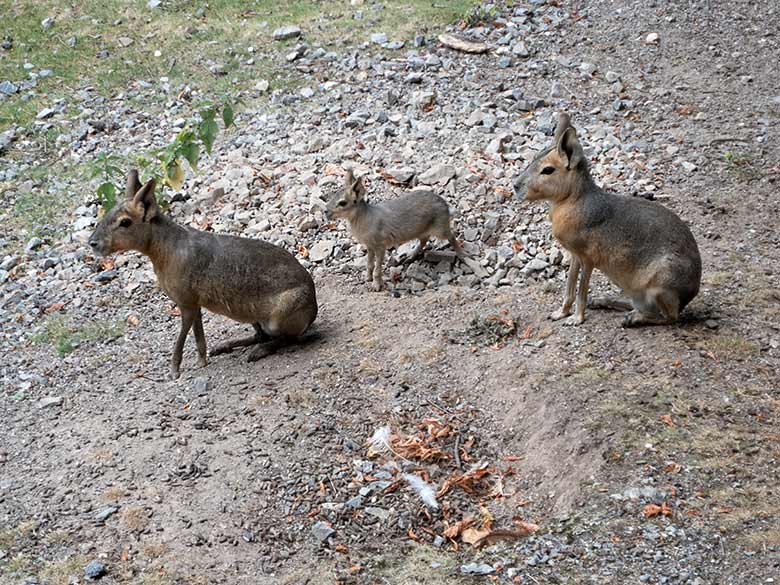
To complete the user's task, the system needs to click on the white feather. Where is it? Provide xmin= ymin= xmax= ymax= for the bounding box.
xmin=403 ymin=473 xmax=439 ymax=510
xmin=368 ymin=426 xmax=392 ymax=454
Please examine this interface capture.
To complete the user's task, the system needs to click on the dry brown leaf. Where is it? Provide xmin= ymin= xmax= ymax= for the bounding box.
xmin=438 ymin=463 xmax=492 ymax=497
xmin=659 ymin=414 xmax=675 ymax=427
xmin=127 ymin=315 xmax=140 ymax=327
xmin=100 ymin=257 xmax=116 ymax=271
xmin=494 ymin=186 xmax=512 ymax=199
xmin=443 ymin=517 xmax=474 ymax=540
xmin=323 ymin=163 xmax=345 ymax=176
xmin=664 ymin=462 xmax=682 ymax=474
xmin=473 ymin=529 xmax=536 ymax=548
xmin=643 ymin=502 xmax=672 ymax=518
xmin=511 ymin=519 xmax=540 ymax=535
xmin=335 ymin=544 xmax=348 ymax=553
xmin=297 ymin=245 xmax=309 ymax=259
xmin=392 ymin=434 xmax=449 ymax=462
xmin=44 ymin=302 xmax=65 ymax=314
xmin=462 ymin=527 xmax=491 ymax=545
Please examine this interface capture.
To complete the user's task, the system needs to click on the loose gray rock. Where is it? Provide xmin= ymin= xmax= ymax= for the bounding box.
xmin=311 ymin=521 xmax=335 ymax=543
xmin=309 ymin=240 xmax=334 ymax=262
xmin=36 ymin=108 xmax=56 ymax=120
xmin=273 ymin=25 xmax=302 ymax=41
xmin=370 ymin=32 xmax=388 ymax=45
xmin=461 ymin=563 xmax=495 ymax=575
xmin=84 ymin=560 xmax=106 ymax=580
xmin=418 ymin=164 xmax=455 ymax=185
xmin=94 ymin=506 xmax=118 ymax=521
xmin=37 ymin=396 xmax=63 ymax=409
xmin=0 ymin=80 xmax=18 ymax=95
xmin=193 ymin=377 xmax=211 ymax=393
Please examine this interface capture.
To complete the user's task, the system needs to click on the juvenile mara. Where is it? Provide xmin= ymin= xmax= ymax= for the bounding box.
xmin=326 ymin=170 xmax=483 ymax=291
xmin=89 ymin=170 xmax=318 ymax=378
xmin=512 ymin=113 xmax=701 ymax=327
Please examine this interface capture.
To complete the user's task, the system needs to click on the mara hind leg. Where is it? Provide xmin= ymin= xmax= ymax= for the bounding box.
xmin=622 ymin=289 xmax=680 ymax=328
xmin=246 ymin=290 xmax=318 ymax=361
xmin=588 ymin=296 xmax=634 ymax=311
xmin=436 ymin=224 xmax=487 ymax=278
xmin=210 ymin=323 xmax=270 ymax=356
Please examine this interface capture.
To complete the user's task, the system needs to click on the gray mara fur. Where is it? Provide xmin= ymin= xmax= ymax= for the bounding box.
xmin=89 ymin=170 xmax=317 ymax=378
xmin=325 ymin=170 xmax=482 ymax=291
xmin=512 ymin=113 xmax=701 ymax=327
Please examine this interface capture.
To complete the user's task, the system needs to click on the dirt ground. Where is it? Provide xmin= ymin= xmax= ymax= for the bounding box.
xmin=2 ymin=1 xmax=779 ymax=584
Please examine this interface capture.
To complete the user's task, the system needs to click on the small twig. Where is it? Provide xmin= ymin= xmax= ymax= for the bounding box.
xmin=453 ymin=433 xmax=463 ymax=470
xmin=137 ymin=373 xmax=166 ymax=383
xmin=425 ymin=398 xmax=454 ymax=416
xmin=328 ymin=476 xmax=339 ymax=497
xmin=708 ymin=137 xmax=750 ymax=146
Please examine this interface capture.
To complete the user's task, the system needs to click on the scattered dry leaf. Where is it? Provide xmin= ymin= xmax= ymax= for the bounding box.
xmin=127 ymin=315 xmax=140 ymax=327
xmin=643 ymin=502 xmax=672 ymax=518
xmin=462 ymin=527 xmax=491 ymax=545
xmin=44 ymin=302 xmax=65 ymax=314
xmin=438 ymin=463 xmax=492 ymax=497
xmin=664 ymin=462 xmax=682 ymax=474
xmin=659 ymin=414 xmax=675 ymax=427
xmin=100 ymin=257 xmax=116 ymax=271
xmin=324 ymin=163 xmax=345 ymax=176
xmin=511 ymin=518 xmax=540 ymax=535
xmin=443 ymin=517 xmax=474 ymax=540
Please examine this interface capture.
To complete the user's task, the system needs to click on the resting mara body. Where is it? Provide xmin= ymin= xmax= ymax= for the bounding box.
xmin=512 ymin=113 xmax=701 ymax=327
xmin=326 ymin=170 xmax=480 ymax=291
xmin=89 ymin=170 xmax=318 ymax=378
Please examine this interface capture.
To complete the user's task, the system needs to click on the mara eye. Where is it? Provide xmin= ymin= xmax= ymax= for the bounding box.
xmin=541 ymin=166 xmax=556 ymax=175
xmin=337 ymin=200 xmax=347 ymax=207
xmin=119 ymin=218 xmax=132 ymax=228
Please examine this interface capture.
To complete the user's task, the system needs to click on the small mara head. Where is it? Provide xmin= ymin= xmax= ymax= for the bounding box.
xmin=512 ymin=113 xmax=587 ymax=203
xmin=89 ymin=170 xmax=160 ymax=256
xmin=325 ymin=169 xmax=366 ymax=219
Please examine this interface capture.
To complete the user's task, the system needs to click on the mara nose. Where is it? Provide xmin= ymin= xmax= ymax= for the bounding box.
xmin=512 ymin=176 xmax=526 ymax=201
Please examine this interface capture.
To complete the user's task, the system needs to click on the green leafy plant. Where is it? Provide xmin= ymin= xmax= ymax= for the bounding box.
xmin=90 ymin=99 xmax=236 ymax=212
xmin=87 ymin=153 xmax=125 ymax=212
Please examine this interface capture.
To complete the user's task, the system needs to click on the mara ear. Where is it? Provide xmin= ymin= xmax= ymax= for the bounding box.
xmin=557 ymin=127 xmax=584 ymax=170
xmin=553 ymin=113 xmax=572 ymax=142
xmin=125 ymin=169 xmax=142 ymax=199
xmin=131 ymin=178 xmax=159 ymax=221
xmin=351 ymin=175 xmax=366 ymax=200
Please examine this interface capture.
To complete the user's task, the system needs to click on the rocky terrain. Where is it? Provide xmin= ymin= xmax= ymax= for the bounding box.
xmin=1 ymin=1 xmax=779 ymax=584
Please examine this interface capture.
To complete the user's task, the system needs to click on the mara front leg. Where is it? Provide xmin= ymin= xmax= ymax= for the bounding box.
xmin=564 ymin=261 xmax=594 ymax=326
xmin=371 ymin=248 xmax=386 ymax=291
xmin=192 ymin=307 xmax=208 ymax=368
xmin=171 ymin=307 xmax=197 ymax=379
xmin=551 ymin=256 xmax=581 ymax=321
xmin=366 ymin=249 xmax=376 ymax=283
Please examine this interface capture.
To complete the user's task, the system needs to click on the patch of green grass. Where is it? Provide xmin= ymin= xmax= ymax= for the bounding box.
xmin=32 ymin=314 xmax=125 ymax=356
xmin=39 ymin=555 xmax=88 ymax=585
xmin=705 ymin=334 xmax=760 ymax=360
xmin=724 ymin=151 xmax=760 ymax=182
xmin=0 ymin=0 xmax=478 ymax=131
